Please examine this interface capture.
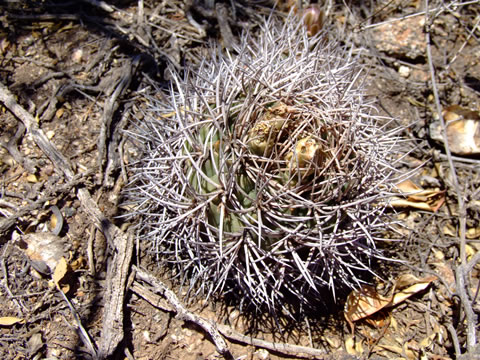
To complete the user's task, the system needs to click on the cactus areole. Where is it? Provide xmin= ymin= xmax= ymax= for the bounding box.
xmin=126 ymin=14 xmax=402 ymax=314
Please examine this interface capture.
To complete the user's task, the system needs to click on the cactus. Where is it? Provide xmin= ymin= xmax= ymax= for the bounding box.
xmin=126 ymin=13 xmax=403 ymax=314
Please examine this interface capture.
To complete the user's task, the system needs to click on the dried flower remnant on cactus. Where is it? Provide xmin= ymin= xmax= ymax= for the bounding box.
xmin=302 ymin=4 xmax=325 ymax=36
xmin=125 ymin=13 xmax=404 ymax=314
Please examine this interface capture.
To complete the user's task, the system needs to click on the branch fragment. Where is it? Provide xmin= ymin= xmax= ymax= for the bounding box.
xmin=134 ymin=266 xmax=234 ymax=360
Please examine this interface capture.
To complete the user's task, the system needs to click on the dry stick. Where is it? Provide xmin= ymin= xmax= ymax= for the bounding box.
xmin=97 ymin=223 xmax=134 ymax=358
xmin=359 ymin=1 xmax=478 ymax=31
xmin=130 ymin=281 xmax=174 ymax=313
xmin=98 ymin=56 xmax=140 ymax=187
xmin=87 ymin=224 xmax=97 ymax=276
xmin=445 ymin=15 xmax=480 ymax=71
xmin=0 ymin=122 xmax=36 ymax=173
xmin=447 ymin=323 xmax=462 ymax=355
xmin=137 ymin=0 xmax=144 ymax=24
xmin=0 ymin=171 xmax=92 ymax=237
xmin=82 ymin=0 xmax=114 ymax=13
xmin=104 ymin=103 xmax=132 ymax=189
xmin=133 ymin=267 xmax=328 ymax=359
xmin=0 ymin=81 xmax=133 ymax=359
xmin=185 ymin=0 xmax=207 ymax=36
xmin=215 ymin=3 xmax=237 ymax=50
xmin=57 ymin=287 xmax=98 ymax=357
xmin=424 ymin=0 xmax=476 ymax=353
xmin=216 ymin=324 xmax=328 ymax=359
xmin=134 ymin=266 xmax=234 ymax=360
xmin=1 ymin=244 xmax=28 ymax=313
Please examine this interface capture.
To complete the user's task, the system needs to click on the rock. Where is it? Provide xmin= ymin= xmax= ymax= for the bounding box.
xmin=398 ymin=65 xmax=411 ymax=78
xmin=372 ymin=17 xmax=426 ymax=60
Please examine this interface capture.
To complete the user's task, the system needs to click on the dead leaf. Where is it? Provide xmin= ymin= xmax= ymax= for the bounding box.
xmin=391 ymin=179 xmax=445 ymax=212
xmin=55 ymin=108 xmax=64 ymax=118
xmin=344 ymin=285 xmax=392 ymax=332
xmin=375 ymin=342 xmax=416 ymax=359
xmin=443 ymin=223 xmax=457 ymax=237
xmin=50 ymin=212 xmax=58 ymax=232
xmin=0 ymin=37 xmax=10 ymax=54
xmin=277 ymin=0 xmax=298 ymax=12
xmin=70 ymin=255 xmax=86 ymax=271
xmin=16 ymin=232 xmax=67 ymax=275
xmin=26 ymin=174 xmax=39 ymax=183
xmin=364 ymin=311 xmax=390 ymax=328
xmin=430 ymin=262 xmax=455 ymax=291
xmin=419 ymin=332 xmax=436 ymax=348
xmin=390 ymin=316 xmax=398 ymax=332
xmin=27 ymin=332 xmax=43 ymax=356
xmin=375 ymin=343 xmax=404 ymax=355
xmin=429 ymin=105 xmax=480 ymax=155
xmin=345 ymin=335 xmax=358 ymax=356
xmin=391 ymin=274 xmax=436 ymax=306
xmin=324 ymin=335 xmax=341 ymax=349
xmin=53 ymin=257 xmax=68 ymax=287
xmin=0 ymin=317 xmax=25 ymax=326
xmin=432 ymin=248 xmax=445 ymax=260
xmin=466 ymin=227 xmax=480 ymax=239
xmin=345 ymin=274 xmax=436 ymax=331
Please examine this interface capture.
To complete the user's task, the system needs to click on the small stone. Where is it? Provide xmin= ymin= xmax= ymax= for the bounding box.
xmin=46 ymin=130 xmax=55 ymax=139
xmin=26 ymin=174 xmax=39 ymax=183
xmin=72 ymin=48 xmax=83 ymax=63
xmin=254 ymin=349 xmax=270 ymax=360
xmin=398 ymin=65 xmax=411 ymax=78
xmin=142 ymin=330 xmax=151 ymax=342
xmin=372 ymin=17 xmax=426 ymax=60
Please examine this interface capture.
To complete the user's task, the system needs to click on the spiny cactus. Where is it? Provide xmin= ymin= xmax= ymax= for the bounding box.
xmin=125 ymin=13 xmax=404 ymax=314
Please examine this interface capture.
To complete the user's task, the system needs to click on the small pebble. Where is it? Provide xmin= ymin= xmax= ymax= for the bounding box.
xmin=398 ymin=65 xmax=411 ymax=78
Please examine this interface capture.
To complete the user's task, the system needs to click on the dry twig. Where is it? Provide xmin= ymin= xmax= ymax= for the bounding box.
xmin=425 ymin=0 xmax=476 ymax=354
xmin=134 ymin=266 xmax=234 ymax=360
xmin=57 ymin=288 xmax=98 ymax=358
xmin=0 ymin=170 xmax=91 ymax=237
xmin=133 ymin=266 xmax=330 ymax=359
xmin=98 ymin=56 xmax=140 ymax=187
xmin=0 ymin=81 xmax=133 ymax=358
xmin=0 ymin=121 xmax=36 ymax=173
xmin=216 ymin=324 xmax=328 ymax=359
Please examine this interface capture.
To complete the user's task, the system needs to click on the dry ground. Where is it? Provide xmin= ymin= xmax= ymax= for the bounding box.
xmin=0 ymin=1 xmax=480 ymax=359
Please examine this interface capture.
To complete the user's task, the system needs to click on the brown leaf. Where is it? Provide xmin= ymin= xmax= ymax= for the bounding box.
xmin=26 ymin=174 xmax=39 ymax=183
xmin=429 ymin=105 xmax=480 ymax=155
xmin=0 ymin=317 xmax=25 ymax=326
xmin=466 ymin=227 xmax=480 ymax=239
xmin=18 ymin=232 xmax=67 ymax=274
xmin=0 ymin=37 xmax=10 ymax=54
xmin=53 ymin=257 xmax=68 ymax=288
xmin=391 ymin=274 xmax=436 ymax=306
xmin=391 ymin=179 xmax=445 ymax=212
xmin=364 ymin=311 xmax=390 ymax=328
xmin=344 ymin=285 xmax=392 ymax=332
xmin=53 ymin=256 xmax=71 ymax=294
xmin=55 ymin=108 xmax=64 ymax=118
xmin=344 ymin=274 xmax=436 ymax=332
xmin=375 ymin=343 xmax=416 ymax=359
xmin=345 ymin=335 xmax=363 ymax=356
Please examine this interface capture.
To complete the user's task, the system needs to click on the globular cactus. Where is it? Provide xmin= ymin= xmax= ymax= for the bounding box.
xmin=126 ymin=13 xmax=403 ymax=314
